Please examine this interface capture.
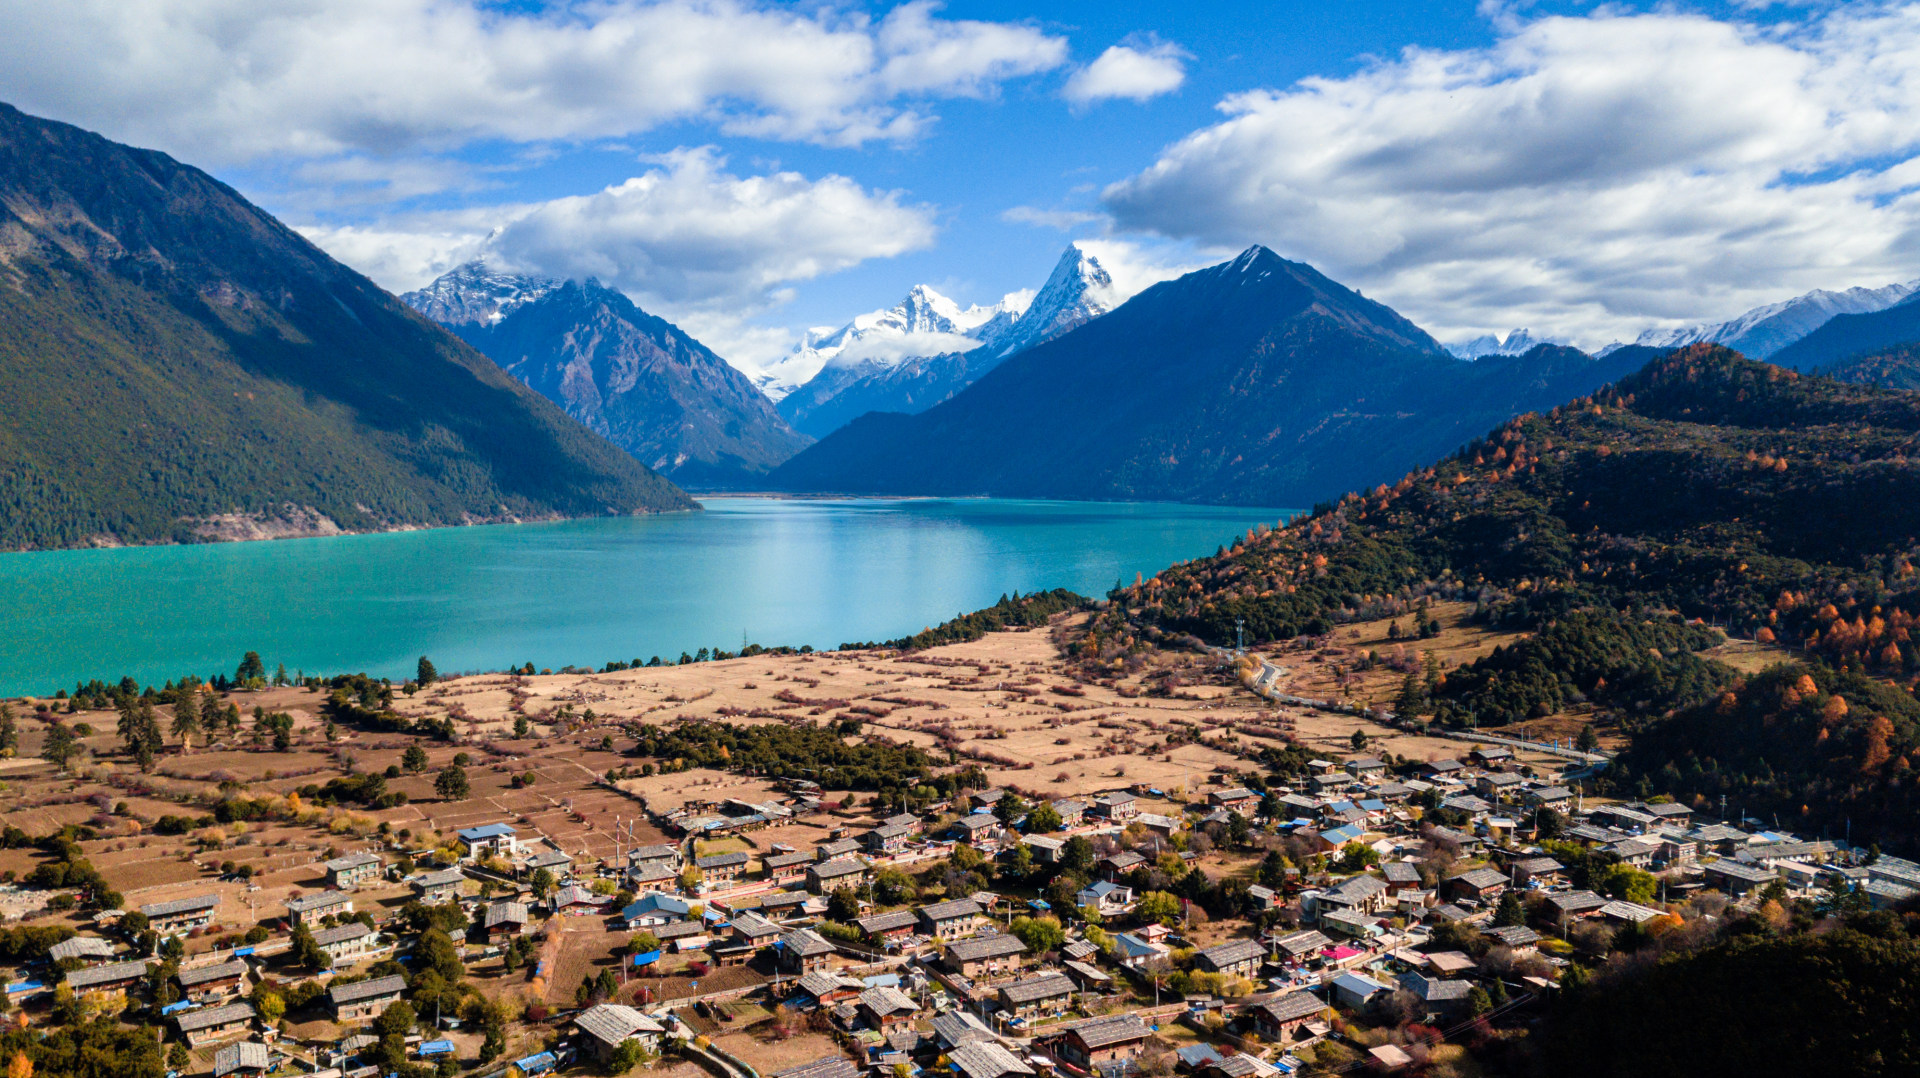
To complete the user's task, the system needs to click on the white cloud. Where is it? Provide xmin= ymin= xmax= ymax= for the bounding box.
xmin=830 ymin=330 xmax=983 ymax=368
xmin=1064 ymin=41 xmax=1188 ymax=106
xmin=0 ymin=0 xmax=1067 ymax=164
xmin=1101 ymin=5 xmax=1920 ymax=345
xmin=486 ymin=147 xmax=937 ymax=310
xmin=299 ymin=148 xmax=938 ymax=368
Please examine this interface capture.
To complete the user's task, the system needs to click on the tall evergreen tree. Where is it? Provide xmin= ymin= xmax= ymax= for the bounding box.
xmin=171 ymin=689 xmax=202 ymax=753
xmin=39 ymin=724 xmax=78 ymax=771
xmin=0 ymin=703 xmax=16 ymax=756
xmin=416 ymin=656 xmax=438 ymax=686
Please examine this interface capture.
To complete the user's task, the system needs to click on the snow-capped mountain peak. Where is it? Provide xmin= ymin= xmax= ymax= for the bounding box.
xmin=1632 ymin=280 xmax=1920 ymax=358
xmin=399 ymin=259 xmax=562 ymax=327
xmin=978 ymin=243 xmax=1117 ymax=358
xmin=1444 ymin=327 xmax=1567 ymax=359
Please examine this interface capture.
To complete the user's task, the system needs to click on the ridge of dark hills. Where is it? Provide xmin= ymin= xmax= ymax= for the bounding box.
xmin=766 ymin=246 xmax=1647 ymax=507
xmin=433 ymin=278 xmax=810 ymax=489
xmin=1082 ymin=344 xmax=1920 ymax=850
xmin=0 ymin=103 xmax=692 ymax=550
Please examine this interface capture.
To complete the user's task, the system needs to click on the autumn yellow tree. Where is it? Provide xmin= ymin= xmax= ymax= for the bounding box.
xmin=10 ymin=1050 xmax=31 ymax=1078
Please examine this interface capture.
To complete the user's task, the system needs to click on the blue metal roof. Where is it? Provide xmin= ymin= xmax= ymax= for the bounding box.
xmin=419 ymin=1042 xmax=454 ymax=1056
xmin=459 ymin=824 xmax=517 ymax=840
xmin=514 ymin=1052 xmax=556 ymax=1073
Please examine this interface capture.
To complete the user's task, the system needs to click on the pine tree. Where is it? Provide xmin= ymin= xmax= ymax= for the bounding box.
xmin=40 ymin=723 xmax=78 ymax=771
xmin=0 ymin=704 xmax=16 ymax=756
xmin=435 ymin=765 xmax=470 ymax=800
xmin=417 ymin=656 xmax=438 ymax=687
xmin=171 ymin=689 xmax=202 ymax=753
xmin=1395 ymin=670 xmax=1426 ymax=717
xmin=402 ymin=745 xmax=429 ymax=773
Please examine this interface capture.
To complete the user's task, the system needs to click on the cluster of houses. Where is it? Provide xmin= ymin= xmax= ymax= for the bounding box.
xmin=31 ymin=740 xmax=1918 ymax=1078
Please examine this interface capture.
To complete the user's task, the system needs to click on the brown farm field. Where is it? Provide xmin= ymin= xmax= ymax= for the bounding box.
xmin=0 ymin=611 xmax=1596 ymax=935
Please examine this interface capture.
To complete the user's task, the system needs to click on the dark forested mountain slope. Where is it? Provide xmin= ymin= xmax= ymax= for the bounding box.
xmin=767 ymin=246 xmax=1645 ymax=506
xmin=1819 ymin=343 xmax=1920 ymax=391
xmin=406 ymin=268 xmax=809 ymax=488
xmin=1083 ymin=345 xmax=1920 ymax=848
xmin=0 ymin=103 xmax=691 ymax=549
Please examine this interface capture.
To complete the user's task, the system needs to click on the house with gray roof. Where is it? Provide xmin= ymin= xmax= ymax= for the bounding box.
xmin=324 ymin=852 xmax=382 ymax=890
xmin=944 ymin=933 xmax=1028 ymax=978
xmin=997 ymin=971 xmax=1074 ymax=1019
xmin=329 ymin=974 xmax=407 ymax=1021
xmin=213 ymin=1041 xmax=270 ymax=1078
xmin=1193 ymin=939 xmax=1266 ymax=979
xmin=141 ymin=893 xmax=221 ymax=933
xmin=572 ymin=1003 xmax=664 ymax=1061
xmin=917 ymin=897 xmax=985 ymax=939
xmin=177 ymin=1002 xmax=256 ymax=1044
xmin=284 ymin=890 xmax=354 ymax=926
xmin=65 ymin=959 xmax=148 ymax=995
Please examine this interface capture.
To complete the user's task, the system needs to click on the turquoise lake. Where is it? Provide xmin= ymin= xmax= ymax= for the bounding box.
xmin=0 ymin=498 xmax=1291 ymax=695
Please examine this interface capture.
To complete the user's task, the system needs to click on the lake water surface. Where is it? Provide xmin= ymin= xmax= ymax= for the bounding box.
xmin=0 ymin=498 xmax=1290 ymax=695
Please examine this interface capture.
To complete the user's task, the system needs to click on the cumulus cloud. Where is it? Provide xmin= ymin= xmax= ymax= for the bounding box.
xmin=486 ymin=147 xmax=936 ymax=310
xmin=299 ymin=149 xmax=938 ymax=368
xmin=1101 ymin=5 xmax=1920 ymax=344
xmin=1064 ymin=41 xmax=1189 ymax=105
xmin=0 ymin=0 xmax=1066 ymax=164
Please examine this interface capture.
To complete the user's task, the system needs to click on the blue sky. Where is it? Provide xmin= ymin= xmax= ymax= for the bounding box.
xmin=3 ymin=0 xmax=1918 ymax=369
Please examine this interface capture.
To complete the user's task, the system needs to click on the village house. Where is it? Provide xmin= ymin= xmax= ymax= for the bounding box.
xmin=1445 ymin=868 xmax=1508 ymax=904
xmin=524 ymin=848 xmax=573 ymax=878
xmin=285 ymin=891 xmax=354 ymax=927
xmin=1525 ymin=786 xmax=1574 ymax=813
xmin=1345 ymin=757 xmax=1387 ymax=779
xmin=1508 ymin=856 xmax=1565 ymax=886
xmin=48 ymin=936 xmax=115 ymax=966
xmin=1381 ymin=862 xmax=1423 ymax=892
xmin=1099 ymin=850 xmax=1146 ymax=880
xmin=1062 ymin=960 xmax=1111 ymax=993
xmin=1604 ymin=837 xmax=1661 ymax=868
xmin=325 ymin=852 xmax=383 ymax=890
xmin=457 ymin=823 xmax=520 ymax=860
xmin=1397 ymin=973 xmax=1473 ymax=1020
xmin=948 ymin=1042 xmax=1035 ymax=1078
xmin=1244 ymin=991 xmax=1326 ymax=1042
xmin=620 ymin=892 xmax=693 ymax=927
xmin=177 ymin=1002 xmax=256 ymax=1045
xmin=485 ymin=901 xmax=530 ymax=939
xmin=777 ymin=928 xmax=837 ymax=974
xmin=1134 ymin=813 xmax=1182 ymax=838
xmin=763 ymin=850 xmax=814 ymax=885
xmin=1208 ymin=788 xmax=1258 ymax=813
xmin=1024 ymin=835 xmax=1065 ymax=864
xmin=412 ymin=867 xmax=465 ymax=904
xmin=1477 ymin=772 xmax=1525 ymax=802
xmin=1092 ymin=792 xmax=1138 ymax=822
xmin=944 ymin=933 xmax=1028 ymax=979
xmin=969 ymin=788 xmax=1008 ymax=810
xmin=1312 ymin=823 xmax=1365 ymax=852
xmin=1040 ymin=1013 xmax=1152 ymax=1069
xmin=730 ymin=910 xmax=784 ymax=949
xmin=331 ymin=974 xmax=408 ymax=1021
xmin=952 ymin=814 xmax=1001 ymax=849
xmin=313 ymin=921 xmax=378 ymax=963
xmin=757 ymin=891 xmax=811 ymax=921
xmin=142 ymin=893 xmax=221 ymax=934
xmin=1704 ymin=860 xmax=1775 ymax=897
xmin=857 ymin=985 xmax=919 ymax=1031
xmin=212 ymin=1042 xmax=269 ymax=1078
xmin=918 ymin=897 xmax=986 ymax=940
xmin=817 ymin=838 xmax=863 ymax=861
xmin=178 ymin=959 xmax=250 ymax=1002
xmin=1484 ymin=925 xmax=1540 ymax=950
xmin=864 ymin=823 xmax=915 ymax=855
xmin=695 ymin=851 xmax=750 ymax=886
xmin=1319 ymin=908 xmax=1383 ymax=940
xmin=807 ymin=857 xmax=870 ymax=894
xmin=1543 ymin=890 xmax=1609 ymax=921
xmin=1051 ymin=799 xmax=1087 ymax=827
xmin=630 ymin=844 xmax=684 ymax=872
xmin=1469 ymin=747 xmax=1512 ymax=768
xmin=1269 ymin=929 xmax=1333 ymax=966
xmin=998 ymin=971 xmax=1074 ymax=1021
xmin=857 ymin=909 xmax=919 ymax=946
xmin=65 ymin=959 xmax=148 ymax=997
xmin=1076 ymin=880 xmax=1135 ymax=918
xmin=572 ymin=1004 xmax=665 ymax=1062
xmin=796 ymin=970 xmax=864 ymax=1008
xmin=1314 ymin=874 xmax=1391 ymax=917
xmin=1330 ymin=971 xmax=1390 ymax=1011
xmin=1193 ymin=939 xmax=1266 ymax=980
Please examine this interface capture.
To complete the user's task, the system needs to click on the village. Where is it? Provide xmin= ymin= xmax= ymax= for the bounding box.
xmin=10 ymin=622 xmax=1920 ymax=1078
